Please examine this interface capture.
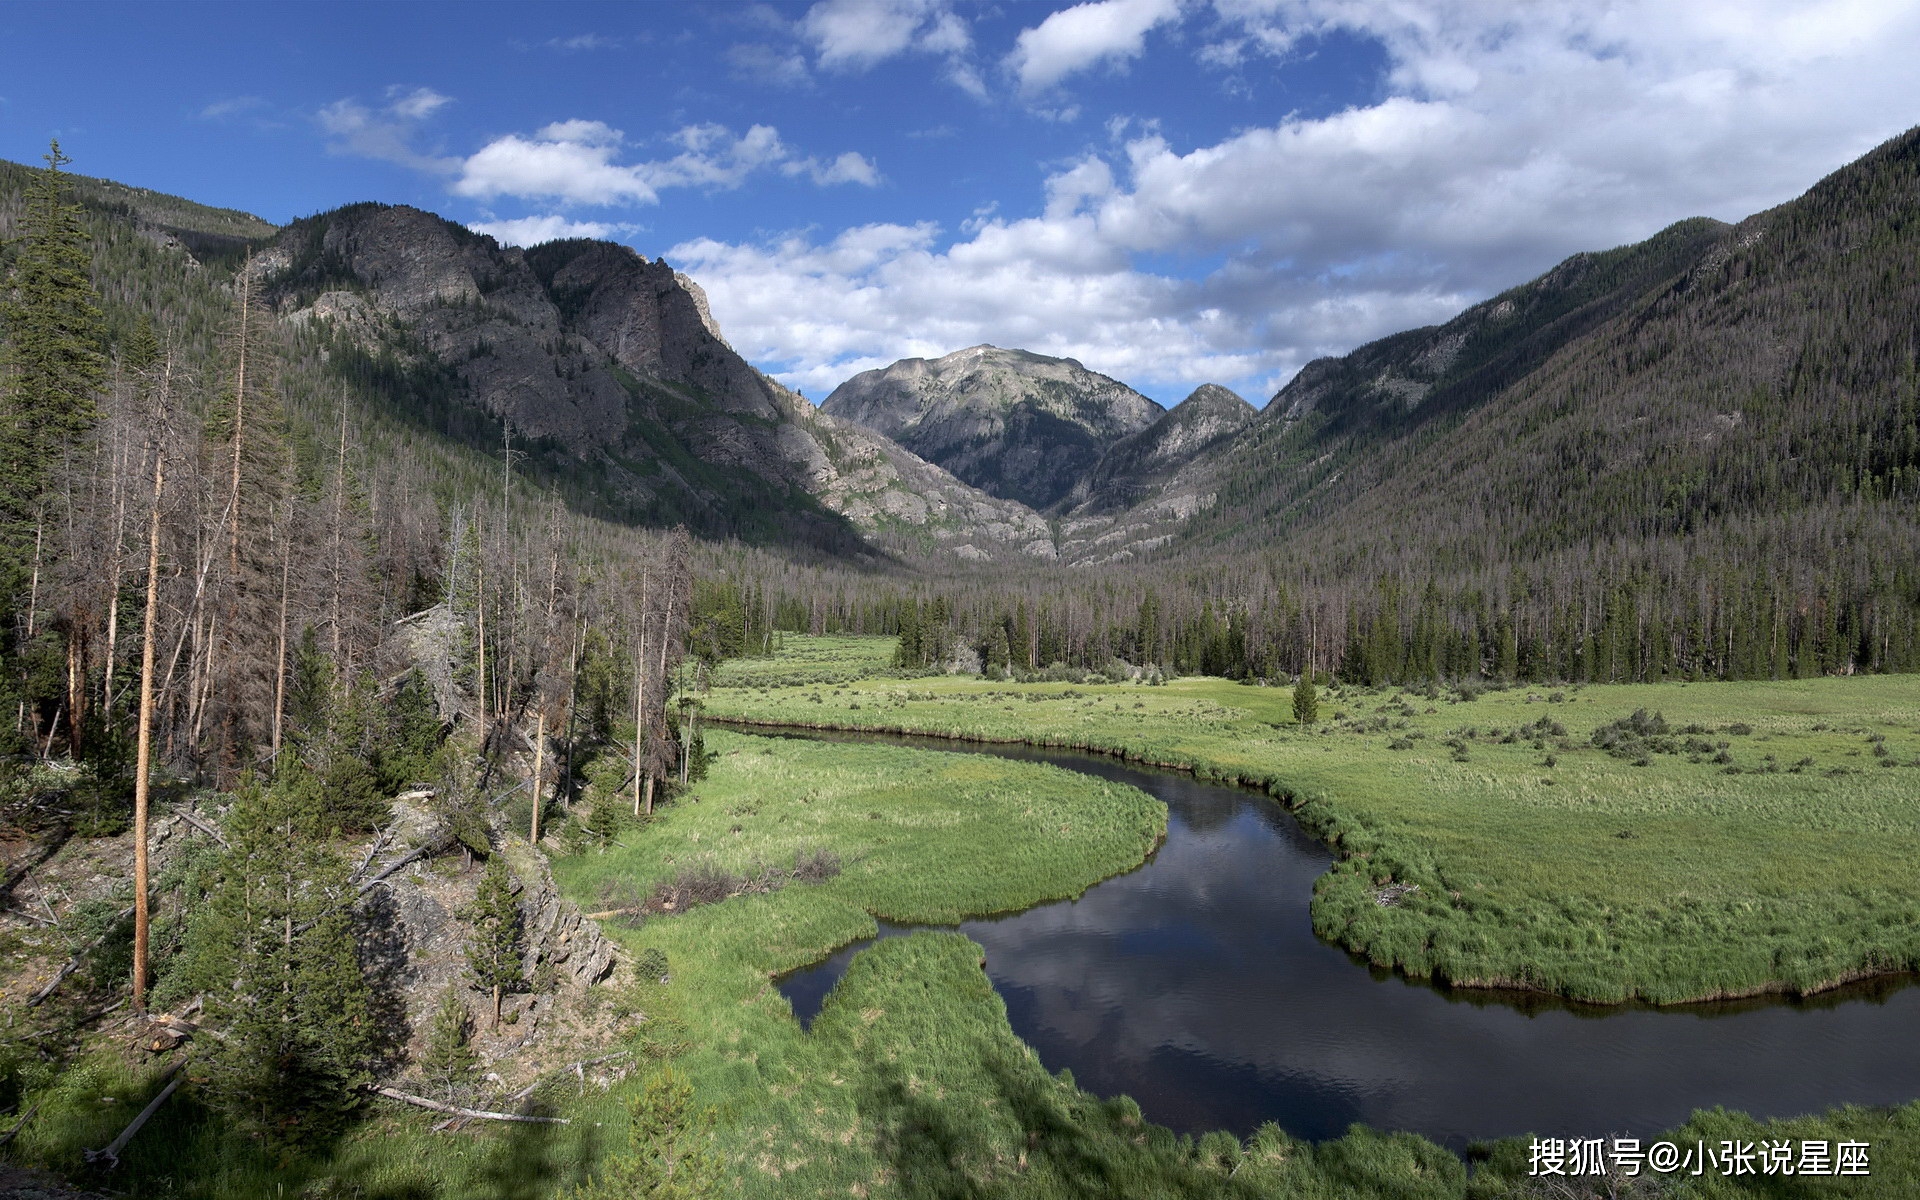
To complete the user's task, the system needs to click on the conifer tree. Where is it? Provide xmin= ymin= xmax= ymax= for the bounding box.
xmin=1292 ymin=674 xmax=1319 ymax=726
xmin=177 ymin=773 xmax=376 ymax=1145
xmin=419 ymin=983 xmax=478 ymax=1102
xmin=466 ymin=855 xmax=524 ymax=1028
xmin=0 ymin=141 xmax=104 ymax=595
xmin=568 ymin=1068 xmax=718 ymax=1200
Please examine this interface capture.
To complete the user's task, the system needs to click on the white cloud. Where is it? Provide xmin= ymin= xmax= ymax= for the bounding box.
xmin=467 ymin=215 xmax=639 ymax=246
xmin=728 ymin=41 xmax=813 ymax=87
xmin=672 ymin=0 xmax=1920 ymax=404
xmin=792 ymin=150 xmax=883 ymax=187
xmin=454 ymin=122 xmax=657 ymax=204
xmin=802 ymin=0 xmax=931 ymax=67
xmin=547 ymin=33 xmax=620 ymax=51
xmin=316 ymin=86 xmax=458 ymax=172
xmin=1007 ymin=0 xmax=1183 ymax=93
xmin=199 ymin=96 xmax=268 ymax=121
xmin=670 ymin=215 xmax=1274 ymax=400
xmin=450 ymin=119 xmax=880 ymax=206
xmin=388 ymin=86 xmax=452 ymax=121
xmin=762 ymin=0 xmax=984 ymax=95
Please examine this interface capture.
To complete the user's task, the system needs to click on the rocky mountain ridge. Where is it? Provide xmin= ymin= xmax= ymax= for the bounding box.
xmin=254 ymin=204 xmax=1057 ymax=562
xmin=821 ymin=344 xmax=1164 ymax=511
xmin=26 ymin=124 xmax=1920 ymax=574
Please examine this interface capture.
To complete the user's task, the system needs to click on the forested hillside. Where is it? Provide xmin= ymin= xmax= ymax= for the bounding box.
xmin=1174 ymin=126 xmax=1920 ymax=683
xmin=829 ymin=127 xmax=1920 ymax=687
xmin=0 ymin=147 xmax=721 ymax=1188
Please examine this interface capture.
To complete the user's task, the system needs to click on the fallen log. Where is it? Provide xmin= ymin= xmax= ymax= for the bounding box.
xmin=0 ymin=1100 xmax=41 ymax=1149
xmin=348 ymin=823 xmax=397 ymax=886
xmin=368 ymin=1085 xmax=570 ymax=1125
xmin=173 ymin=810 xmax=228 ymax=848
xmin=84 ymin=1065 xmax=183 ymax=1169
xmin=28 ymin=903 xmax=135 ymax=1007
xmin=354 ymin=845 xmax=435 ymax=897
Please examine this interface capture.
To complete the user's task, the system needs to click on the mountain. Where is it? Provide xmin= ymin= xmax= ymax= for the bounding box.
xmin=1066 ymin=383 xmax=1255 ymax=514
xmin=1172 ymin=126 xmax=1920 ymax=581
xmin=819 ymin=344 xmax=1164 ymax=510
xmin=252 ymin=205 xmax=1056 ymax=562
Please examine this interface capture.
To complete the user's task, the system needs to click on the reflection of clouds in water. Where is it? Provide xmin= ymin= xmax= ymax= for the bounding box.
xmin=784 ymin=742 xmax=1920 ymax=1147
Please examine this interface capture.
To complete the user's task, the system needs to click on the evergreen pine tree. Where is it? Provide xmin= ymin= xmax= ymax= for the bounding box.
xmin=466 ymin=855 xmax=524 ymax=1028
xmin=567 ymin=1068 xmax=719 ymax=1200
xmin=176 ymin=773 xmax=376 ymax=1146
xmin=418 ymin=983 xmax=478 ymax=1102
xmin=0 ymin=141 xmax=105 ymax=598
xmin=1292 ymin=675 xmax=1319 ymax=726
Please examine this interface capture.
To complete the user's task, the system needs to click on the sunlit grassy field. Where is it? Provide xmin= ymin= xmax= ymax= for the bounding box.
xmin=708 ymin=633 xmax=903 ymax=688
xmin=553 ymin=727 xmax=1919 ymax=1200
xmin=704 ymin=641 xmax=1920 ymax=1005
xmin=14 ymin=668 xmax=1920 ymax=1198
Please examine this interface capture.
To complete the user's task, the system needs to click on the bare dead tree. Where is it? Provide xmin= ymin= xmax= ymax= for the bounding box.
xmin=131 ymin=355 xmax=175 ymax=1013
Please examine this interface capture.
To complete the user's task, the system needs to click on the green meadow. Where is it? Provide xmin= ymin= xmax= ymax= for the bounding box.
xmin=564 ymin=726 xmax=1920 ymax=1200
xmin=708 ymin=633 xmax=905 ymax=688
xmin=15 ymin=654 xmax=1920 ymax=1198
xmin=703 ymin=638 xmax=1920 ymax=1006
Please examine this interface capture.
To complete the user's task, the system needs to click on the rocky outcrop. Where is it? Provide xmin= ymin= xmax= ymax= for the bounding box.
xmin=822 ymin=345 xmax=1164 ymax=510
xmin=355 ymin=818 xmax=621 ymax=1078
xmin=251 ymin=206 xmax=1065 ymax=563
xmin=1065 ymin=383 xmax=1255 ymax=515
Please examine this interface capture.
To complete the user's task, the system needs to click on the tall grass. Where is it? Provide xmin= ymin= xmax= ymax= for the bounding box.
xmin=552 ymin=725 xmax=1920 ymax=1200
xmin=703 ymin=651 xmax=1920 ymax=1006
xmin=710 ymin=633 xmax=918 ymax=688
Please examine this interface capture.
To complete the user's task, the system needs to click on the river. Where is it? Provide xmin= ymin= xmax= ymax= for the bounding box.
xmin=768 ymin=729 xmax=1920 ymax=1149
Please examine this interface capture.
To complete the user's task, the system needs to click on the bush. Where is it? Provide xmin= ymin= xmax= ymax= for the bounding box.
xmin=791 ymin=846 xmax=842 ymax=882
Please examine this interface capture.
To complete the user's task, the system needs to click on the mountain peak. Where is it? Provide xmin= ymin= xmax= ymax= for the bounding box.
xmin=821 ymin=344 xmax=1162 ymax=510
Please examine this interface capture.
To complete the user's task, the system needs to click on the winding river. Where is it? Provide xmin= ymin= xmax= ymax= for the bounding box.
xmin=768 ymin=730 xmax=1920 ymax=1150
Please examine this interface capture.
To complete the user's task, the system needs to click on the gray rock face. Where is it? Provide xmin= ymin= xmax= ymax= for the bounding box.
xmin=251 ymin=205 xmax=1056 ymax=562
xmin=821 ymin=345 xmax=1164 ymax=510
xmin=1066 ymin=383 xmax=1256 ymax=515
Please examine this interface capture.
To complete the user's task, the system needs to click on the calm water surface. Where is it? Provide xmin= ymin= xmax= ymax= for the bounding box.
xmin=770 ymin=731 xmax=1920 ymax=1149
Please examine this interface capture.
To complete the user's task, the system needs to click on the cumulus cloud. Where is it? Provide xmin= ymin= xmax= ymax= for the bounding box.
xmin=317 ymin=86 xmax=458 ymax=172
xmin=673 ymin=0 xmax=1920 ymax=404
xmin=802 ymin=0 xmax=933 ymax=67
xmin=670 ymin=215 xmax=1281 ymax=400
xmin=745 ymin=0 xmax=985 ymax=96
xmin=454 ymin=120 xmax=655 ymax=204
xmin=451 ymin=119 xmax=879 ymax=205
xmin=1008 ymin=0 xmax=1183 ymax=93
xmin=466 ymin=214 xmax=640 ymax=247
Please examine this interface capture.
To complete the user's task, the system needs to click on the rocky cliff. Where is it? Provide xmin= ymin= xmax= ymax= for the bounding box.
xmin=820 ymin=344 xmax=1164 ymax=510
xmin=252 ymin=206 xmax=1054 ymax=562
xmin=1065 ymin=383 xmax=1255 ymax=514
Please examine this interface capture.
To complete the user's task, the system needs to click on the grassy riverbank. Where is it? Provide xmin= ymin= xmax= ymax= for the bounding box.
xmin=15 ymin=694 xmax=1915 ymax=1197
xmin=554 ymin=724 xmax=1919 ymax=1200
xmin=703 ymin=638 xmax=1920 ymax=1006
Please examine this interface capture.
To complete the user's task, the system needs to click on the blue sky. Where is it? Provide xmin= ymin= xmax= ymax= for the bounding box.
xmin=4 ymin=1 xmax=1918 ymax=405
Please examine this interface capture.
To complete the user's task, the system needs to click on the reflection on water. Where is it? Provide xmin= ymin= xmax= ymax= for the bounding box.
xmin=769 ymin=731 xmax=1920 ymax=1149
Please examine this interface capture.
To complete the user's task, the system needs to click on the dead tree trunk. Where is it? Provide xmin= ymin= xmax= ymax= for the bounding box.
xmin=131 ymin=367 xmax=169 ymax=1013
xmin=271 ymin=508 xmax=291 ymax=759
xmin=631 ymin=571 xmax=649 ymax=818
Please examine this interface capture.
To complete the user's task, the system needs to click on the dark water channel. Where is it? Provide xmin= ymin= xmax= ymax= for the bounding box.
xmin=767 ymin=729 xmax=1920 ymax=1150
